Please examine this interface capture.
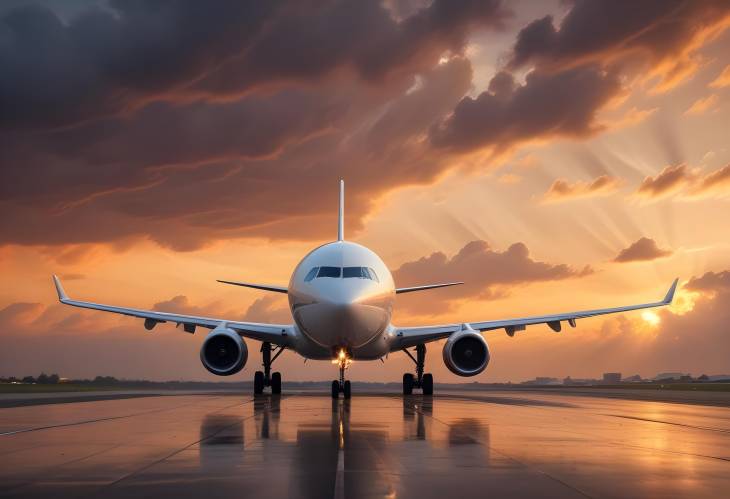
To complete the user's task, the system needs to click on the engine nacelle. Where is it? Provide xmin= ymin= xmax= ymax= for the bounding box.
xmin=200 ymin=327 xmax=248 ymax=376
xmin=442 ymin=325 xmax=490 ymax=377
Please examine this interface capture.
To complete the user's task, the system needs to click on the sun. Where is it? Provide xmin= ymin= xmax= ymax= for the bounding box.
xmin=641 ymin=311 xmax=661 ymax=327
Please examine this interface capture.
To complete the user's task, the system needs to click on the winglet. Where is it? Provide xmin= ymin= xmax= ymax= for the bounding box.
xmin=663 ymin=278 xmax=679 ymax=304
xmin=337 ymin=179 xmax=344 ymax=242
xmin=52 ymin=275 xmax=69 ymax=302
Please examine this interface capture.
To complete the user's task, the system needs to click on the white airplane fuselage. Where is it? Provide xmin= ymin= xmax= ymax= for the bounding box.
xmin=287 ymin=241 xmax=396 ymax=360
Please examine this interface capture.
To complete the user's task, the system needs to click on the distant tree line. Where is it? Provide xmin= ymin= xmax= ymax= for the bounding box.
xmin=0 ymin=374 xmax=119 ymax=385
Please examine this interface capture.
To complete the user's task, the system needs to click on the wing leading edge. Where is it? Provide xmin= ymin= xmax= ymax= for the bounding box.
xmin=52 ymin=276 xmax=293 ymax=346
xmin=392 ymin=279 xmax=679 ymax=350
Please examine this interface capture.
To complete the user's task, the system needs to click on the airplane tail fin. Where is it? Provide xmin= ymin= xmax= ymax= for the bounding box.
xmin=338 ymin=179 xmax=344 ymax=241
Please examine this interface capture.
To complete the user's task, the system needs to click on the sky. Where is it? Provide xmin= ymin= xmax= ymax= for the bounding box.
xmin=1 ymin=0 xmax=730 ymax=383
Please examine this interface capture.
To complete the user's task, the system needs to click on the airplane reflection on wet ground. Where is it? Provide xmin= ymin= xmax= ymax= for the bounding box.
xmin=1 ymin=391 xmax=729 ymax=498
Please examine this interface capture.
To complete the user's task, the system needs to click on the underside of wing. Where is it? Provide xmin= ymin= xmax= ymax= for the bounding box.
xmin=391 ymin=279 xmax=678 ymax=349
xmin=52 ymin=275 xmax=293 ymax=346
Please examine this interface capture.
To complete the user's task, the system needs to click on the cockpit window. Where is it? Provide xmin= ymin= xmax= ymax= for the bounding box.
xmin=304 ymin=267 xmax=319 ymax=282
xmin=366 ymin=267 xmax=379 ymax=282
xmin=343 ymin=266 xmax=367 ymax=279
xmin=317 ymin=266 xmax=342 ymax=278
xmin=305 ymin=266 xmax=379 ymax=281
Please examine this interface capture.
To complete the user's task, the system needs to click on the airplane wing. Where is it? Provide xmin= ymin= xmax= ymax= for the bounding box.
xmin=52 ymin=276 xmax=293 ymax=346
xmin=392 ymin=279 xmax=678 ymax=350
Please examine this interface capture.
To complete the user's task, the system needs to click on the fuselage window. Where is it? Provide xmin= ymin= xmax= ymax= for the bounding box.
xmin=304 ymin=267 xmax=319 ymax=282
xmin=317 ymin=266 xmax=342 ymax=278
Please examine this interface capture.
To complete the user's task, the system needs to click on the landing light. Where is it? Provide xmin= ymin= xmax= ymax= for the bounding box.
xmin=332 ymin=348 xmax=352 ymax=369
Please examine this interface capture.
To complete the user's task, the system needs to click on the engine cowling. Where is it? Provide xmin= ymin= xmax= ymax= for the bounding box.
xmin=442 ymin=326 xmax=490 ymax=376
xmin=200 ymin=328 xmax=248 ymax=376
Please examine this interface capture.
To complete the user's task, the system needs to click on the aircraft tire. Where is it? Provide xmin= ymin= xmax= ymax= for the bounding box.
xmin=422 ymin=373 xmax=433 ymax=396
xmin=254 ymin=371 xmax=264 ymax=394
xmin=343 ymin=380 xmax=351 ymax=399
xmin=331 ymin=380 xmax=340 ymax=398
xmin=271 ymin=372 xmax=282 ymax=394
xmin=403 ymin=373 xmax=414 ymax=395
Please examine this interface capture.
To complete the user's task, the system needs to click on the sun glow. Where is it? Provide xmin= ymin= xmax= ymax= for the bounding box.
xmin=642 ymin=311 xmax=661 ymax=327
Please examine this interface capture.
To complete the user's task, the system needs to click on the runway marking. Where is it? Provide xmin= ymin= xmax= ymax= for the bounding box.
xmin=0 ymin=395 xmax=236 ymax=437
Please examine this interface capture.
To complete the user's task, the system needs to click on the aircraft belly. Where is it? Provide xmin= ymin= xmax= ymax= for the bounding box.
xmin=293 ymin=302 xmax=388 ymax=350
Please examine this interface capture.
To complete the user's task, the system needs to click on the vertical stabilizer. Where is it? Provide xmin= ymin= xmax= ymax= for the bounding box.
xmin=338 ymin=179 xmax=344 ymax=241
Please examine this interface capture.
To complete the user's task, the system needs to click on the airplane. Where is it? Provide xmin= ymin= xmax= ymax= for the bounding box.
xmin=52 ymin=180 xmax=678 ymax=399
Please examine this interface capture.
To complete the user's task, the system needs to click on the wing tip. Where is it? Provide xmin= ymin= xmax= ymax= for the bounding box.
xmin=52 ymin=274 xmax=69 ymax=302
xmin=664 ymin=278 xmax=679 ymax=304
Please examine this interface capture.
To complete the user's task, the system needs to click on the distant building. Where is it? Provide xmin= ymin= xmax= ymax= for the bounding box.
xmin=622 ymin=374 xmax=643 ymax=382
xmin=653 ymin=372 xmax=687 ymax=381
xmin=602 ymin=372 xmax=621 ymax=384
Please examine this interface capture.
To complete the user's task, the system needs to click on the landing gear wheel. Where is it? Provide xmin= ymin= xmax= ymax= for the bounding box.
xmin=271 ymin=372 xmax=282 ymax=394
xmin=254 ymin=371 xmax=264 ymax=394
xmin=422 ymin=373 xmax=433 ymax=396
xmin=343 ymin=380 xmax=351 ymax=399
xmin=403 ymin=373 xmax=414 ymax=395
xmin=331 ymin=380 xmax=340 ymax=399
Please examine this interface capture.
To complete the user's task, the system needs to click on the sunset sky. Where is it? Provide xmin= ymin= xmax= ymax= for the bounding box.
xmin=1 ymin=0 xmax=730 ymax=383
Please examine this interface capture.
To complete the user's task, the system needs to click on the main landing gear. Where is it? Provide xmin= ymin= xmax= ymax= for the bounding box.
xmin=331 ymin=349 xmax=352 ymax=399
xmin=402 ymin=344 xmax=433 ymax=396
xmin=254 ymin=342 xmax=285 ymax=395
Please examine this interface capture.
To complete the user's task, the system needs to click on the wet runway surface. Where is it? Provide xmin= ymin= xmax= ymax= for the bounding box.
xmin=1 ymin=391 xmax=729 ymax=498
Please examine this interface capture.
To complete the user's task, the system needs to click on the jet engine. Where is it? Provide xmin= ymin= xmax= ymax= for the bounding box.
xmin=442 ymin=325 xmax=490 ymax=376
xmin=200 ymin=327 xmax=248 ymax=376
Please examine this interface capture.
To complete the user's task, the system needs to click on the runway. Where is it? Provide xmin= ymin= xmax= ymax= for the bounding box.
xmin=1 ymin=390 xmax=729 ymax=498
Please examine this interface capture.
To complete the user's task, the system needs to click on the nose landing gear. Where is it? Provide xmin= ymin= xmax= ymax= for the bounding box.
xmin=254 ymin=342 xmax=285 ymax=395
xmin=331 ymin=349 xmax=352 ymax=399
xmin=402 ymin=344 xmax=433 ymax=395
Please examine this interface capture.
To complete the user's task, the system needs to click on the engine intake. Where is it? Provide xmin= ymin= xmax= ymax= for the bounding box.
xmin=442 ymin=326 xmax=489 ymax=377
xmin=200 ymin=328 xmax=248 ymax=376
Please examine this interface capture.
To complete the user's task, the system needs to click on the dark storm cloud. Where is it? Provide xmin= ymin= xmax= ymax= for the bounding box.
xmin=507 ymin=1 xmax=730 ymax=77
xmin=0 ymin=0 xmax=507 ymax=130
xmin=193 ymin=0 xmax=507 ymax=95
xmin=429 ymin=0 xmax=730 ymax=157
xmin=0 ymin=0 xmax=279 ymax=130
xmin=0 ymin=57 xmax=472 ymax=250
xmin=429 ymin=66 xmax=621 ymax=153
xmin=393 ymin=240 xmax=593 ymax=314
xmin=613 ymin=237 xmax=672 ymax=263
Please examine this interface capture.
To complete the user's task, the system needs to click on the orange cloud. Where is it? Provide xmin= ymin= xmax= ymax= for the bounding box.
xmin=393 ymin=240 xmax=593 ymax=315
xmin=613 ymin=237 xmax=673 ymax=263
xmin=684 ymin=94 xmax=719 ymax=115
xmin=636 ymin=164 xmax=692 ymax=199
xmin=634 ymin=164 xmax=730 ymax=200
xmin=543 ymin=175 xmax=621 ymax=203
xmin=709 ymin=64 xmax=730 ymax=88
